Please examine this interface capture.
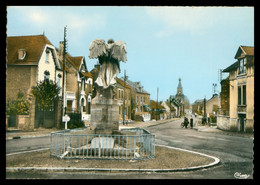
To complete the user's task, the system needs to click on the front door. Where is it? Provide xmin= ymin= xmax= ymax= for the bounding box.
xmin=238 ymin=114 xmax=246 ymax=132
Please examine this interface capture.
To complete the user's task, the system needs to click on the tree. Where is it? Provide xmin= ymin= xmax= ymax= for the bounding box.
xmin=31 ymin=80 xmax=60 ymax=126
xmin=31 ymin=80 xmax=60 ymax=111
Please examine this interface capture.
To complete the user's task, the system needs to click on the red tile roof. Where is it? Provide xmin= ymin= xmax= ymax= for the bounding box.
xmin=7 ymin=35 xmax=53 ymax=65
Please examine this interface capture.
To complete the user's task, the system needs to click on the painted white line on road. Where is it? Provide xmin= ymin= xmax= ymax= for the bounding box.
xmin=154 ymin=144 xmax=220 ymax=169
xmin=6 ymin=148 xmax=50 ymax=156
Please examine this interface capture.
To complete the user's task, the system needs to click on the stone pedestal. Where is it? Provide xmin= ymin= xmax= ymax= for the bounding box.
xmin=90 ymin=96 xmax=119 ymax=135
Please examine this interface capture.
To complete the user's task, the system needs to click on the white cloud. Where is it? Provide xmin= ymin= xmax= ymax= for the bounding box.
xmin=9 ymin=6 xmax=106 ymax=41
xmin=145 ymin=7 xmax=215 ymax=37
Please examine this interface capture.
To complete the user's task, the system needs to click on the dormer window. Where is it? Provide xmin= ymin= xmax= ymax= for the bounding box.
xmin=45 ymin=49 xmax=50 ymax=63
xmin=238 ymin=58 xmax=246 ymax=74
xmin=18 ymin=49 xmax=26 ymax=60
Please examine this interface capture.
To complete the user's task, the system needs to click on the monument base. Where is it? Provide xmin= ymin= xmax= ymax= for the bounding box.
xmin=90 ymin=96 xmax=119 ymax=135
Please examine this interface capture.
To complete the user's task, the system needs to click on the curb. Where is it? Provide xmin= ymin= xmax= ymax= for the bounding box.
xmin=6 ymin=144 xmax=220 ymax=173
xmin=6 ymin=134 xmax=50 ymax=140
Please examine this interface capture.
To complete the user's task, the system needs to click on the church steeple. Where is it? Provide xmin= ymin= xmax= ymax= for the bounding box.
xmin=177 ymin=78 xmax=183 ymax=95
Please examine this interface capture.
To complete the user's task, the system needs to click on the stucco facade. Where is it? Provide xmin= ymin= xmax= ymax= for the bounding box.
xmin=220 ymin=46 xmax=254 ymax=132
xmin=6 ymin=35 xmax=62 ymax=130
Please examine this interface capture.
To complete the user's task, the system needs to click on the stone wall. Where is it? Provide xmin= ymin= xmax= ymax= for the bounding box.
xmin=217 ymin=115 xmax=230 ymax=131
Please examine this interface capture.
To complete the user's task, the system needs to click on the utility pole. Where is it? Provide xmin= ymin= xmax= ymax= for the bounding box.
xmin=61 ymin=26 xmax=67 ymax=121
xmin=203 ymin=96 xmax=207 ymax=124
xmin=123 ymin=70 xmax=126 ymax=125
xmin=156 ymin=87 xmax=159 ymax=121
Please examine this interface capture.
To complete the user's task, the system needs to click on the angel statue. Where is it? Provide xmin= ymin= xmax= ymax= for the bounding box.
xmin=89 ymin=38 xmax=127 ymax=99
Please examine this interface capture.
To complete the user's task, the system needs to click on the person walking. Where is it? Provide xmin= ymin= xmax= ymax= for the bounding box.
xmin=190 ymin=117 xmax=193 ymax=129
xmin=184 ymin=117 xmax=189 ymax=128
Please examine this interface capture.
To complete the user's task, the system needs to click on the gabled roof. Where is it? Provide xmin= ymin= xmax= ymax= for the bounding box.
xmin=122 ymin=78 xmax=150 ymax=95
xmin=7 ymin=35 xmax=53 ymax=65
xmin=234 ymin=45 xmax=254 ymax=59
xmin=65 ymin=53 xmax=84 ymax=71
xmin=223 ymin=46 xmax=254 ymax=73
xmin=116 ymin=77 xmax=131 ymax=89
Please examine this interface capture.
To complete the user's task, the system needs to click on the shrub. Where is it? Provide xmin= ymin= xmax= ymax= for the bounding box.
xmin=6 ymin=91 xmax=30 ymax=115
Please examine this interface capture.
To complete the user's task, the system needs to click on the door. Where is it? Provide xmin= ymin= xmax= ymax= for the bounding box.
xmin=238 ymin=114 xmax=246 ymax=132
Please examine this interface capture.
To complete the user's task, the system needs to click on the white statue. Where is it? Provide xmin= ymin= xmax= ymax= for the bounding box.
xmin=89 ymin=38 xmax=127 ymax=98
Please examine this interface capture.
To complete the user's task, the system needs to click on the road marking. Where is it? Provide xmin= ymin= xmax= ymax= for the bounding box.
xmin=6 ymin=148 xmax=50 ymax=156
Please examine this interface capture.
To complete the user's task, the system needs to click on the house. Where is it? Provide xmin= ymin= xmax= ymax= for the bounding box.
xmin=161 ymin=101 xmax=176 ymax=119
xmin=150 ymin=100 xmax=165 ymax=120
xmin=56 ymin=41 xmax=93 ymax=124
xmin=115 ymin=77 xmax=132 ymax=122
xmin=168 ymin=96 xmax=182 ymax=117
xmin=206 ymin=94 xmax=219 ymax=116
xmin=218 ymin=45 xmax=254 ymax=132
xmin=6 ymin=34 xmax=62 ymax=130
xmin=121 ymin=77 xmax=150 ymax=120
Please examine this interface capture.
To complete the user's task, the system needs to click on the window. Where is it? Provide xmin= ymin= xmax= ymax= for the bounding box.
xmin=238 ymin=85 xmax=246 ymax=106
xmin=238 ymin=58 xmax=246 ymax=74
xmin=45 ymin=49 xmax=50 ymax=63
xmin=44 ymin=71 xmax=50 ymax=81
xmin=18 ymin=49 xmax=26 ymax=60
xmin=57 ymin=74 xmax=62 ymax=88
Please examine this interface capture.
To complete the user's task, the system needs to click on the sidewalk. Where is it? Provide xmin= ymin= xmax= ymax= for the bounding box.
xmin=6 ymin=118 xmax=178 ymax=140
xmin=194 ymin=125 xmax=254 ymax=139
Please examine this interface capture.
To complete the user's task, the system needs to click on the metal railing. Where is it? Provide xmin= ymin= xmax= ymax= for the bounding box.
xmin=50 ymin=128 xmax=155 ymax=160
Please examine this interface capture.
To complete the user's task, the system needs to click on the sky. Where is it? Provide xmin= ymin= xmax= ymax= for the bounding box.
xmin=6 ymin=6 xmax=254 ymax=104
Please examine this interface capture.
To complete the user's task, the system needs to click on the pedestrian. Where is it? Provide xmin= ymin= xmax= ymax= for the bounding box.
xmin=190 ymin=117 xmax=193 ymax=129
xmin=184 ymin=117 xmax=189 ymax=128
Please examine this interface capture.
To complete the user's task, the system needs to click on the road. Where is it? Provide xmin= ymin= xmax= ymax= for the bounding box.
xmin=6 ymin=118 xmax=254 ymax=179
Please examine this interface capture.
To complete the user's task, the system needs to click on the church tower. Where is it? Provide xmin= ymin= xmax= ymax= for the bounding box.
xmin=176 ymin=78 xmax=184 ymax=102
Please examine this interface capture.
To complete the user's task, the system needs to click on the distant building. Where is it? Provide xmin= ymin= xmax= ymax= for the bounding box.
xmin=120 ymin=77 xmax=150 ymax=120
xmin=169 ymin=78 xmax=190 ymax=116
xmin=206 ymin=94 xmax=219 ymax=116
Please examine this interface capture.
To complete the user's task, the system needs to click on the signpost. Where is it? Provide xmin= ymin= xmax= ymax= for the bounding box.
xmin=62 ymin=114 xmax=70 ymax=129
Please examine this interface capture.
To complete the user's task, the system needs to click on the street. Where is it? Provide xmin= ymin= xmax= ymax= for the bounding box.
xmin=6 ymin=118 xmax=254 ymax=179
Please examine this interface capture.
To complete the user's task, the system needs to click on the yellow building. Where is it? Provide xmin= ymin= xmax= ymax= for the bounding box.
xmin=222 ymin=46 xmax=254 ymax=132
xmin=115 ymin=77 xmax=132 ymax=122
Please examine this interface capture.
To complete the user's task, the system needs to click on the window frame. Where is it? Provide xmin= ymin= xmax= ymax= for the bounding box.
xmin=238 ymin=85 xmax=246 ymax=106
xmin=238 ymin=58 xmax=246 ymax=75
